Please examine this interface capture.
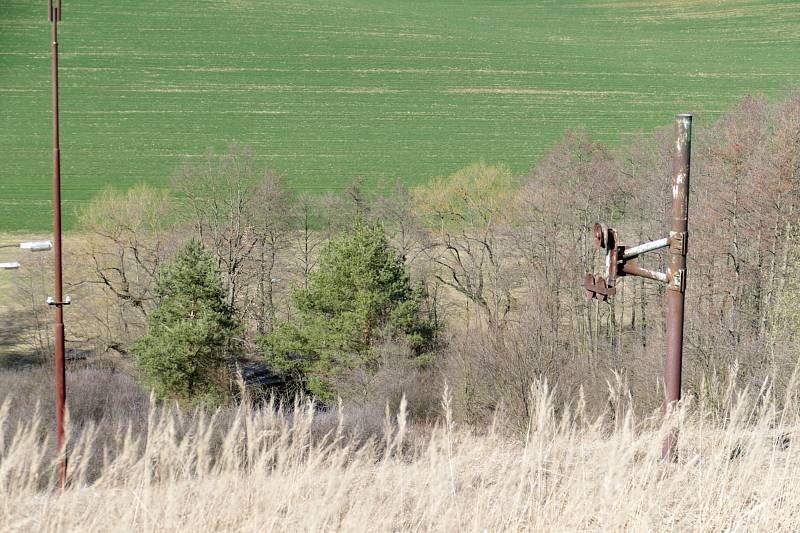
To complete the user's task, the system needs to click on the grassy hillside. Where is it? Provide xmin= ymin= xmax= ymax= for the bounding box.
xmin=2 ymin=0 xmax=800 ymax=230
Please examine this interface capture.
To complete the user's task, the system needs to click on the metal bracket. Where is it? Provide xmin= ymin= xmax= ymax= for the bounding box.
xmin=669 ymin=231 xmax=688 ymax=255
xmin=668 ymin=269 xmax=686 ymax=293
xmin=585 ymin=222 xmax=670 ymax=300
xmin=47 ymin=296 xmax=71 ymax=306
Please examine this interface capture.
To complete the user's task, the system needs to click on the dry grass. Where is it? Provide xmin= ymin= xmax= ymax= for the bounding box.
xmin=2 ymin=379 xmax=800 ymax=532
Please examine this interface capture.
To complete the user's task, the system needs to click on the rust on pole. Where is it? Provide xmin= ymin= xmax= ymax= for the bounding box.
xmin=662 ymin=113 xmax=692 ymax=460
xmin=48 ymin=0 xmax=68 ymax=489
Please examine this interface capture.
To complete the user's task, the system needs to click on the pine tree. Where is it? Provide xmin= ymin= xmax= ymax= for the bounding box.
xmin=134 ymin=239 xmax=240 ymax=404
xmin=262 ymin=222 xmax=436 ymax=401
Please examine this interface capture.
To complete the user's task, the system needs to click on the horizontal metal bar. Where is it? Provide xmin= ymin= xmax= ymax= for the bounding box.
xmin=20 ymin=240 xmax=53 ymax=251
xmin=623 ymin=237 xmax=669 ymax=259
xmin=0 ymin=241 xmax=52 ymax=251
xmin=621 ymin=262 xmax=668 ymax=283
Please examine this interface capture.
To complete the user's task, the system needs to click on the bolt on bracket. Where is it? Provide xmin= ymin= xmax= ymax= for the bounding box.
xmin=669 ymin=231 xmax=688 ymax=255
xmin=668 ymin=269 xmax=686 ymax=293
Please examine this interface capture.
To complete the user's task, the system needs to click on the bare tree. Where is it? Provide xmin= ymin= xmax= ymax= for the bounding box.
xmin=698 ymin=96 xmax=771 ymax=347
xmin=416 ymin=163 xmax=518 ymax=333
xmin=514 ymin=130 xmax=619 ymax=362
xmin=372 ymin=179 xmax=427 ymax=266
xmin=173 ymin=146 xmax=262 ymax=310
xmin=291 ymin=193 xmax=331 ymax=290
xmin=77 ymin=184 xmax=174 ymax=351
xmin=248 ymin=171 xmax=294 ymax=335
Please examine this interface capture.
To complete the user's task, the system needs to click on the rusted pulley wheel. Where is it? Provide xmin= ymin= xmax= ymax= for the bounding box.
xmin=593 ymin=223 xmax=605 ymax=250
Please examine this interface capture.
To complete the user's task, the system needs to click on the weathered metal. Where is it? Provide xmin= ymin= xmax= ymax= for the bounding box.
xmin=605 ymin=228 xmax=619 ymax=283
xmin=0 ymin=240 xmax=53 ymax=250
xmin=47 ymin=0 xmax=61 ymax=22
xmin=582 ymin=113 xmax=692 ymax=461
xmin=585 ymin=225 xmax=619 ymax=300
xmin=622 ymin=237 xmax=669 ymax=260
xmin=20 ymin=240 xmax=53 ymax=251
xmin=593 ymin=222 xmax=605 ymax=249
xmin=48 ymin=0 xmax=67 ymax=489
xmin=663 ymin=114 xmax=692 ymax=460
xmin=620 ymin=262 xmax=668 ymax=283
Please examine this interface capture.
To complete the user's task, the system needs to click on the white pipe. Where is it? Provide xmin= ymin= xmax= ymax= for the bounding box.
xmin=623 ymin=237 xmax=669 ymax=259
xmin=20 ymin=240 xmax=53 ymax=251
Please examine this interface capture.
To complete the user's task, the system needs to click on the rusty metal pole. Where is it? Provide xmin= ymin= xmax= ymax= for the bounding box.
xmin=662 ymin=113 xmax=692 ymax=460
xmin=49 ymin=0 xmax=67 ymax=488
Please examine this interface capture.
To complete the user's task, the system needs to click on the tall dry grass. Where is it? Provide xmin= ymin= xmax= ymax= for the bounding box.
xmin=1 ymin=379 xmax=800 ymax=532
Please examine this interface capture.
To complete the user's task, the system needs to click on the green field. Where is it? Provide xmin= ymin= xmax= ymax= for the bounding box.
xmin=2 ymin=0 xmax=800 ymax=231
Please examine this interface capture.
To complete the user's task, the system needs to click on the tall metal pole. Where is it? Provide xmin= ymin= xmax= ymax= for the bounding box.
xmin=663 ymin=113 xmax=692 ymax=460
xmin=49 ymin=0 xmax=67 ymax=488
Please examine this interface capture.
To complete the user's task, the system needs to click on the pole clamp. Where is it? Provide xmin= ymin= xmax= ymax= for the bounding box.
xmin=669 ymin=231 xmax=688 ymax=255
xmin=47 ymin=296 xmax=71 ymax=306
xmin=668 ymin=269 xmax=686 ymax=293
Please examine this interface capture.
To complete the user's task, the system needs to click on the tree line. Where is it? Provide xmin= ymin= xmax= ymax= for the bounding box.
xmin=63 ymin=91 xmax=800 ymax=425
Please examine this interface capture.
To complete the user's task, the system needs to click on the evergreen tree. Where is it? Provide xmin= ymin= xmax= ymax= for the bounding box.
xmin=134 ymin=239 xmax=240 ymax=404
xmin=262 ymin=222 xmax=436 ymax=401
